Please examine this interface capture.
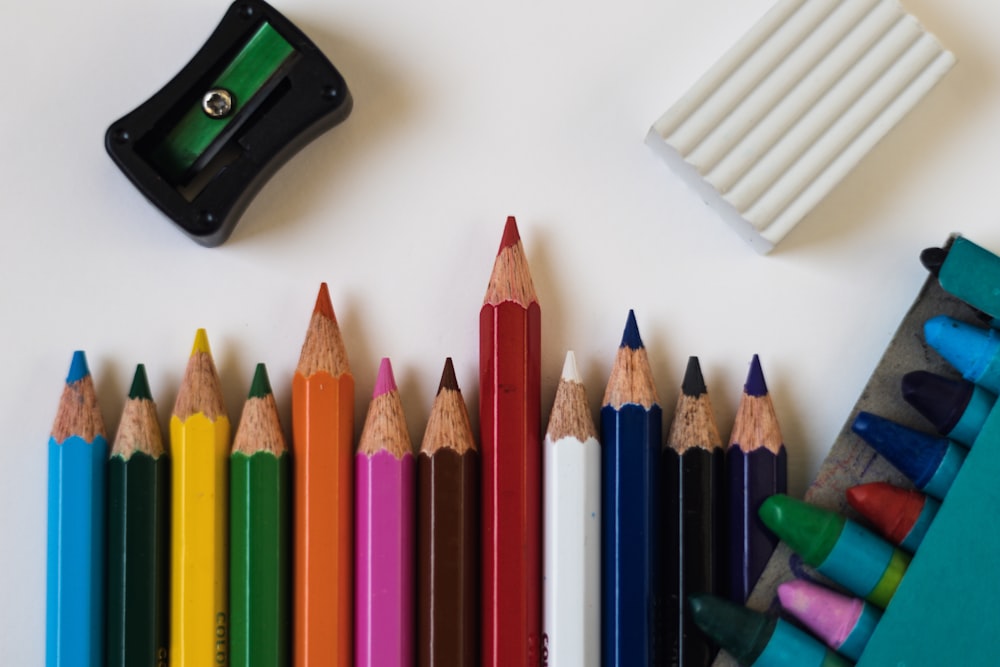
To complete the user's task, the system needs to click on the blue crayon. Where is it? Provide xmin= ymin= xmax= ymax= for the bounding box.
xmin=901 ymin=370 xmax=996 ymax=446
xmin=851 ymin=411 xmax=966 ymax=500
xmin=924 ymin=315 xmax=1000 ymax=395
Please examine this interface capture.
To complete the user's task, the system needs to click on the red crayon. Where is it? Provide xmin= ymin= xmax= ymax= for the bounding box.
xmin=846 ymin=482 xmax=940 ymax=552
xmin=480 ymin=216 xmax=542 ymax=666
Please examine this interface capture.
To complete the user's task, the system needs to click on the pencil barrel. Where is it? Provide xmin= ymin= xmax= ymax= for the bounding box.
xmin=417 ymin=449 xmax=480 ymax=667
xmin=230 ymin=452 xmax=290 ymax=667
xmin=106 ymin=453 xmax=169 ymax=667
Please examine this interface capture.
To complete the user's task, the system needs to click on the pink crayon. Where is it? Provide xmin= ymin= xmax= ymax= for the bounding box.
xmin=355 ymin=358 xmax=415 ymax=666
xmin=778 ymin=579 xmax=881 ymax=662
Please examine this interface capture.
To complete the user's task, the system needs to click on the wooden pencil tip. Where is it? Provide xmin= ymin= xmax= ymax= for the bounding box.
xmin=744 ymin=354 xmax=768 ymax=397
xmin=67 ymin=350 xmax=90 ymax=383
xmin=374 ymin=357 xmax=397 ymax=398
xmin=561 ymin=350 xmax=582 ymax=383
xmin=620 ymin=309 xmax=644 ymax=350
xmin=498 ymin=215 xmax=520 ymax=253
xmin=128 ymin=364 xmax=153 ymax=400
xmin=313 ymin=282 xmax=336 ymax=319
xmin=249 ymin=363 xmax=272 ymax=398
xmin=190 ymin=328 xmax=212 ymax=357
xmin=438 ymin=357 xmax=459 ymax=394
xmin=681 ymin=356 xmax=707 ymax=397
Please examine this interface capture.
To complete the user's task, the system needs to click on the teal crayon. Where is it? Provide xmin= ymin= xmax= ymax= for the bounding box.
xmin=851 ymin=411 xmax=966 ymax=500
xmin=921 ymin=236 xmax=1000 ymax=322
xmin=777 ymin=579 xmax=880 ymax=662
xmin=758 ymin=495 xmax=909 ymax=609
xmin=687 ymin=594 xmax=851 ymax=667
xmin=924 ymin=315 xmax=1000 ymax=395
xmin=901 ymin=370 xmax=995 ymax=446
xmin=846 ymin=482 xmax=939 ymax=553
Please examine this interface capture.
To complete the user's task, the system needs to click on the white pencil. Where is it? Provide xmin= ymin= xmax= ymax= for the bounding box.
xmin=543 ymin=351 xmax=601 ymax=666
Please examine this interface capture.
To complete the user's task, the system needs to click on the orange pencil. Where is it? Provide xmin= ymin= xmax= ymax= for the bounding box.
xmin=292 ymin=283 xmax=355 ymax=666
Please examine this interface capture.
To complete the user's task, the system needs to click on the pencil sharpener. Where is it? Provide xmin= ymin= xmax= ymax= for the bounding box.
xmin=105 ymin=0 xmax=352 ymax=246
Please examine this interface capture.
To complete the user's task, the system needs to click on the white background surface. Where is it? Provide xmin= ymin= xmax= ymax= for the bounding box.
xmin=1 ymin=0 xmax=996 ymax=659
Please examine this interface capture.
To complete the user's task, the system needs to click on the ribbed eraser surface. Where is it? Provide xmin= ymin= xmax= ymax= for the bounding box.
xmin=646 ymin=0 xmax=955 ymax=253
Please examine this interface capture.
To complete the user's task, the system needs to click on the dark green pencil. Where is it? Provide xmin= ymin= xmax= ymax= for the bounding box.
xmin=107 ymin=364 xmax=170 ymax=667
xmin=230 ymin=363 xmax=290 ymax=667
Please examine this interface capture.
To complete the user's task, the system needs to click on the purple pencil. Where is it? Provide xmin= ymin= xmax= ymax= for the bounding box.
xmin=726 ymin=355 xmax=787 ymax=603
xmin=355 ymin=358 xmax=415 ymax=666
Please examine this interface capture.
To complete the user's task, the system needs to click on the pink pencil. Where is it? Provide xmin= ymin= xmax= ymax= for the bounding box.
xmin=355 ymin=358 xmax=415 ymax=666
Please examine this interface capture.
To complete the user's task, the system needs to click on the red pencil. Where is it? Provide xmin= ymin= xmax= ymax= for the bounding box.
xmin=480 ymin=216 xmax=542 ymax=666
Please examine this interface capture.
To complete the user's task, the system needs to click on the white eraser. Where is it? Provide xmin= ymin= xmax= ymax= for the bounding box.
xmin=646 ymin=0 xmax=955 ymax=253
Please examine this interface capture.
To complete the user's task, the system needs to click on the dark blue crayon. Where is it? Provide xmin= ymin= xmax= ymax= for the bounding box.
xmin=924 ymin=315 xmax=1000 ymax=395
xmin=901 ymin=370 xmax=996 ymax=446
xmin=851 ymin=411 xmax=966 ymax=500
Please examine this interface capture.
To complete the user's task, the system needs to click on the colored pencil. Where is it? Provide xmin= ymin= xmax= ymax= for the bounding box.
xmin=292 ymin=282 xmax=354 ymax=667
xmin=479 ymin=216 xmax=542 ymax=666
xmin=46 ymin=351 xmax=107 ymax=667
xmin=664 ymin=357 xmax=723 ymax=667
xmin=601 ymin=310 xmax=663 ymax=666
xmin=543 ymin=351 xmax=600 ymax=667
xmin=726 ymin=354 xmax=787 ymax=604
xmin=851 ymin=411 xmax=966 ymax=500
xmin=355 ymin=358 xmax=415 ymax=666
xmin=688 ymin=594 xmax=851 ymax=667
xmin=924 ymin=315 xmax=1000 ymax=394
xmin=107 ymin=364 xmax=169 ymax=667
xmin=758 ymin=494 xmax=910 ymax=608
xmin=778 ymin=579 xmax=881 ymax=661
xmin=417 ymin=358 xmax=480 ymax=667
xmin=846 ymin=482 xmax=940 ymax=552
xmin=171 ymin=329 xmax=231 ymax=667
xmin=231 ymin=363 xmax=290 ymax=667
xmin=901 ymin=369 xmax=995 ymax=446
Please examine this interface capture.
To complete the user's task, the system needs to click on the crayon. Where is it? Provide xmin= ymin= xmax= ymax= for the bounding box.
xmin=687 ymin=594 xmax=851 ymax=667
xmin=418 ymin=358 xmax=480 ymax=667
xmin=106 ymin=365 xmax=169 ymax=667
xmin=777 ymin=579 xmax=881 ymax=661
xmin=601 ymin=310 xmax=663 ymax=666
xmin=924 ymin=315 xmax=1000 ymax=395
xmin=543 ymin=351 xmax=601 ymax=667
xmin=479 ymin=216 xmax=542 ymax=667
xmin=230 ymin=364 xmax=290 ymax=667
xmin=664 ymin=357 xmax=723 ymax=667
xmin=355 ymin=358 xmax=415 ymax=666
xmin=758 ymin=494 xmax=909 ymax=608
xmin=292 ymin=283 xmax=354 ymax=667
xmin=47 ymin=351 xmax=108 ymax=667
xmin=851 ymin=411 xmax=966 ymax=500
xmin=846 ymin=482 xmax=939 ymax=552
xmin=901 ymin=369 xmax=995 ymax=446
xmin=170 ymin=329 xmax=231 ymax=667
xmin=727 ymin=354 xmax=787 ymax=603
xmin=921 ymin=236 xmax=1000 ymax=322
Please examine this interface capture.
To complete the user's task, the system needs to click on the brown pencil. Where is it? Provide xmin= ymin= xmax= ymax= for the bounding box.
xmin=418 ymin=358 xmax=479 ymax=667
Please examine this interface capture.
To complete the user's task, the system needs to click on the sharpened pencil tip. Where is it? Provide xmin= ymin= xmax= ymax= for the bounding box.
xmin=681 ymin=356 xmax=707 ymax=397
xmin=438 ymin=357 xmax=459 ymax=393
xmin=128 ymin=364 xmax=152 ymax=400
xmin=374 ymin=357 xmax=397 ymax=398
xmin=67 ymin=350 xmax=90 ymax=383
xmin=499 ymin=216 xmax=520 ymax=253
xmin=191 ymin=329 xmax=212 ymax=357
xmin=744 ymin=354 xmax=768 ymax=397
xmin=620 ymin=310 xmax=643 ymax=350
xmin=314 ymin=282 xmax=336 ymax=319
xmin=249 ymin=363 xmax=272 ymax=398
xmin=561 ymin=350 xmax=581 ymax=383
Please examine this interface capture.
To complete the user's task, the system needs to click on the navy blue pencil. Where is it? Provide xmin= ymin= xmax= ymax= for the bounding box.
xmin=601 ymin=310 xmax=663 ymax=666
xmin=726 ymin=355 xmax=787 ymax=604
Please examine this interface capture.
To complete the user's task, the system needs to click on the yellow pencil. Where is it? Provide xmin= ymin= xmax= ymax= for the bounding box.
xmin=171 ymin=329 xmax=231 ymax=667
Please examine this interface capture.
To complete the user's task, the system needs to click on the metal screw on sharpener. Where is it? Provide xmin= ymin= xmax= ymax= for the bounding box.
xmin=202 ymin=89 xmax=234 ymax=118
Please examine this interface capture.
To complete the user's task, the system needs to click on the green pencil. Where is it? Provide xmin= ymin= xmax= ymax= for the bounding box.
xmin=107 ymin=364 xmax=169 ymax=667
xmin=230 ymin=363 xmax=290 ymax=667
